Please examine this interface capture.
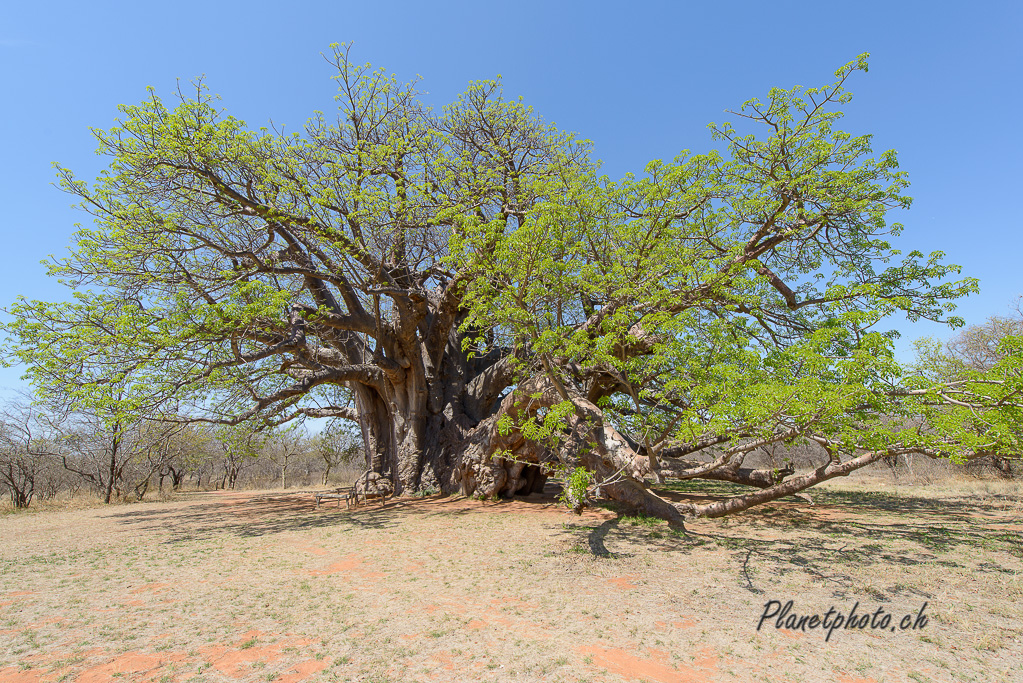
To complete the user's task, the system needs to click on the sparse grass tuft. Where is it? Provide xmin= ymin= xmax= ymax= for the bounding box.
xmin=620 ymin=512 xmax=663 ymax=527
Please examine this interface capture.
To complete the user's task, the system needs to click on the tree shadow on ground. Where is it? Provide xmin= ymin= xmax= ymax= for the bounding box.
xmin=105 ymin=486 xmax=573 ymax=544
xmin=104 ymin=491 xmax=398 ymax=543
xmin=549 ymin=483 xmax=1021 ymax=597
xmin=105 ymin=483 xmax=1020 ymax=600
xmin=658 ymin=480 xmax=1021 ymax=550
xmin=683 ymin=482 xmax=1021 ymax=596
xmin=586 ymin=518 xmax=620 ymax=558
xmin=660 ymin=478 xmax=1020 ymax=519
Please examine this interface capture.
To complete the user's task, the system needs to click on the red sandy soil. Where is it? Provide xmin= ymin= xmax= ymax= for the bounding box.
xmin=1 ymin=483 xmax=1020 ymax=682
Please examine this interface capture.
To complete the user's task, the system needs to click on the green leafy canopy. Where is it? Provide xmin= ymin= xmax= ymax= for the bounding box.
xmin=2 ymin=47 xmax=1011 ymax=493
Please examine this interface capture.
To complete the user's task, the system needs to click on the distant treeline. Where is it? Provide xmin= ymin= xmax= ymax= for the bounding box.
xmin=0 ymin=398 xmax=365 ymax=509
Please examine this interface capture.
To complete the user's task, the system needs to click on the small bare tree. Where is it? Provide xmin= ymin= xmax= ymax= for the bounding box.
xmin=59 ymin=410 xmax=136 ymax=504
xmin=0 ymin=400 xmax=63 ymax=508
xmin=947 ymin=313 xmax=1023 ymax=373
xmin=155 ymin=424 xmax=212 ymax=492
xmin=314 ymin=420 xmax=362 ymax=485
xmin=214 ymin=424 xmax=264 ymax=490
xmin=266 ymin=427 xmax=307 ymax=489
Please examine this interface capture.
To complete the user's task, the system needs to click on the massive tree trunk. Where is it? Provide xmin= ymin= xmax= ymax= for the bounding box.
xmin=348 ymin=322 xmax=506 ymax=497
xmin=348 ymin=326 xmax=784 ymax=529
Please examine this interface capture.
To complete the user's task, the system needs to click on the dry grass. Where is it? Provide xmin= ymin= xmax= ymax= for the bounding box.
xmin=0 ymin=477 xmax=1021 ymax=683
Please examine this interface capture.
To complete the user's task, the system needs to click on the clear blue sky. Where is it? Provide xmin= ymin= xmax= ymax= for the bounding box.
xmin=1 ymin=0 xmax=1020 ymax=393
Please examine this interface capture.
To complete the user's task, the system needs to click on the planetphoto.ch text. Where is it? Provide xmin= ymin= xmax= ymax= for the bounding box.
xmin=757 ymin=600 xmax=929 ymax=642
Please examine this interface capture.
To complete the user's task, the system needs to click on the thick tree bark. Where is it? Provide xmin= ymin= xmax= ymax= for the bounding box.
xmin=347 ymin=317 xmax=798 ymax=530
xmin=350 ymin=344 xmax=678 ymax=526
xmin=660 ymin=459 xmax=794 ymax=488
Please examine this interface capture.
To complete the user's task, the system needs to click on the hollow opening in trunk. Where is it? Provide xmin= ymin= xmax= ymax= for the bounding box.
xmin=508 ymin=464 xmax=551 ymax=497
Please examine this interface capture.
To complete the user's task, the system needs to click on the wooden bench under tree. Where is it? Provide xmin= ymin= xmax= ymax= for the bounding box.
xmin=314 ymin=486 xmax=357 ymax=509
xmin=314 ymin=473 xmax=394 ymax=510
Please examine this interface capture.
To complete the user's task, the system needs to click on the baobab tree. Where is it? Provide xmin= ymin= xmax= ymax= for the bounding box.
xmin=6 ymin=47 xmax=1016 ymax=527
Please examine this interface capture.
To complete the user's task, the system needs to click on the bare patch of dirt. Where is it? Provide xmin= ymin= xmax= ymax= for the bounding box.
xmin=0 ymin=481 xmax=1020 ymax=682
xmin=576 ymin=643 xmax=717 ymax=682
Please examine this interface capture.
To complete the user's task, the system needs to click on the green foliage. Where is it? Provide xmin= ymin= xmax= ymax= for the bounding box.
xmin=908 ymin=331 xmax=1023 ymax=463
xmin=450 ymin=54 xmax=990 ymax=467
xmin=0 ymin=46 xmax=1005 ymax=503
xmin=1 ymin=43 xmax=598 ymax=428
xmin=555 ymin=465 xmax=593 ymax=512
